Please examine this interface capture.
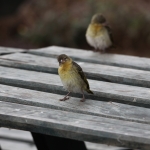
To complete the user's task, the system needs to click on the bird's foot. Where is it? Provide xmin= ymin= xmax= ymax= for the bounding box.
xmin=93 ymin=49 xmax=98 ymax=52
xmin=59 ymin=96 xmax=70 ymax=101
xmin=100 ymin=50 xmax=105 ymax=54
xmin=80 ymin=98 xmax=85 ymax=102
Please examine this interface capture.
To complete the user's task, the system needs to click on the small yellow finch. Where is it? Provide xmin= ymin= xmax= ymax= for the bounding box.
xmin=86 ymin=13 xmax=114 ymax=53
xmin=57 ymin=54 xmax=93 ymax=102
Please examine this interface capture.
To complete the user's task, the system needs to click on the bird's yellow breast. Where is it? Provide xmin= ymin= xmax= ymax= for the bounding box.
xmin=58 ymin=60 xmax=88 ymax=93
xmin=58 ymin=61 xmax=72 ymax=80
xmin=58 ymin=62 xmax=79 ymax=82
xmin=58 ymin=61 xmax=71 ymax=73
xmin=86 ymin=23 xmax=104 ymax=37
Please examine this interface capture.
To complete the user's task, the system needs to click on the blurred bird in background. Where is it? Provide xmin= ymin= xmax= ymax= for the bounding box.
xmin=58 ymin=54 xmax=93 ymax=102
xmin=86 ymin=13 xmax=114 ymax=53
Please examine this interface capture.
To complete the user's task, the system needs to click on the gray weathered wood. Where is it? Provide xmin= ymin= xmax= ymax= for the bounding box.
xmin=0 ymin=66 xmax=149 ymax=107
xmin=0 ymin=47 xmax=26 ymax=55
xmin=1 ymin=53 xmax=150 ymax=88
xmin=0 ymin=128 xmax=124 ymax=150
xmin=29 ymin=46 xmax=150 ymax=71
xmin=0 ymin=101 xmax=150 ymax=150
xmin=0 ymin=46 xmax=150 ymax=150
xmin=0 ymin=53 xmax=150 ymax=87
xmin=0 ymin=84 xmax=150 ymax=124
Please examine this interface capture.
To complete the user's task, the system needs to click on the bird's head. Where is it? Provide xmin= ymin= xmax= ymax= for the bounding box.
xmin=91 ymin=14 xmax=106 ymax=24
xmin=57 ymin=54 xmax=72 ymax=66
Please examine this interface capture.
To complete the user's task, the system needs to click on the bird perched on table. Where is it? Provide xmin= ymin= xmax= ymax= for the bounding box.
xmin=57 ymin=54 xmax=93 ymax=102
xmin=86 ymin=13 xmax=114 ymax=53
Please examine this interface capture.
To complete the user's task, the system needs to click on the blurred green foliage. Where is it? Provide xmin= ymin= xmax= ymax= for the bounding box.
xmin=0 ymin=0 xmax=150 ymax=55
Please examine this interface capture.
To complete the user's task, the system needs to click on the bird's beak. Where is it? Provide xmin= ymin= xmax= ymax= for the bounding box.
xmin=59 ymin=59 xmax=65 ymax=65
xmin=61 ymin=59 xmax=65 ymax=63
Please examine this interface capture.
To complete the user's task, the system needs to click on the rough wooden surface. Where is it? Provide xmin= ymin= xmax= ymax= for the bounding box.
xmin=1 ymin=53 xmax=150 ymax=88
xmin=0 ymin=101 xmax=150 ymax=150
xmin=0 ymin=66 xmax=149 ymax=107
xmin=0 ymin=47 xmax=25 ymax=55
xmin=0 ymin=128 xmax=127 ymax=150
xmin=29 ymin=46 xmax=150 ymax=71
xmin=0 ymin=46 xmax=150 ymax=149
xmin=0 ymin=84 xmax=150 ymax=124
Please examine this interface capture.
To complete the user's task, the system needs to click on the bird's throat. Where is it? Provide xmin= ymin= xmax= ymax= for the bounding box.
xmin=59 ymin=61 xmax=72 ymax=73
xmin=89 ymin=23 xmax=103 ymax=36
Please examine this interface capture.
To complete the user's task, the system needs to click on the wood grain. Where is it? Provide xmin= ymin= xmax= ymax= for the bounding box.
xmin=0 ymin=47 xmax=25 ymax=55
xmin=0 ymin=84 xmax=150 ymax=124
xmin=29 ymin=46 xmax=150 ymax=71
xmin=0 ymin=46 xmax=150 ymax=149
xmin=0 ymin=101 xmax=150 ymax=149
xmin=0 ymin=66 xmax=149 ymax=107
xmin=1 ymin=53 xmax=150 ymax=88
xmin=0 ymin=129 xmax=125 ymax=150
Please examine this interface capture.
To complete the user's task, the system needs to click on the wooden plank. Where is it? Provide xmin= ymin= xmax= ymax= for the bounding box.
xmin=1 ymin=101 xmax=150 ymax=149
xmin=0 ymin=47 xmax=25 ymax=55
xmin=0 ymin=66 xmax=149 ymax=107
xmin=29 ymin=46 xmax=150 ymax=71
xmin=0 ymin=102 xmax=150 ymax=150
xmin=0 ymin=84 xmax=150 ymax=124
xmin=0 ymin=128 xmax=124 ymax=150
xmin=1 ymin=53 xmax=150 ymax=88
xmin=0 ymin=53 xmax=58 ymax=75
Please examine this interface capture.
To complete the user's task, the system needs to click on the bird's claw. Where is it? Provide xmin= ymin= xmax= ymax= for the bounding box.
xmin=80 ymin=98 xmax=85 ymax=102
xmin=59 ymin=96 xmax=70 ymax=101
xmin=93 ymin=49 xmax=98 ymax=52
xmin=100 ymin=50 xmax=105 ymax=54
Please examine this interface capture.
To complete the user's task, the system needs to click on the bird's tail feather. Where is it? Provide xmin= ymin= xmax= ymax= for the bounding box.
xmin=86 ymin=89 xmax=94 ymax=94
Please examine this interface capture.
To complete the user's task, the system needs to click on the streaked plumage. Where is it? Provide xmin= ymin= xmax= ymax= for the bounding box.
xmin=57 ymin=54 xmax=93 ymax=102
xmin=86 ymin=13 xmax=114 ymax=53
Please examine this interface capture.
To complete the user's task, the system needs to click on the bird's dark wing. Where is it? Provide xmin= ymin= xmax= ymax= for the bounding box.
xmin=72 ymin=61 xmax=90 ymax=89
xmin=105 ymin=25 xmax=114 ymax=43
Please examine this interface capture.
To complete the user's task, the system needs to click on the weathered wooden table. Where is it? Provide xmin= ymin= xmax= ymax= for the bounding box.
xmin=0 ymin=46 xmax=150 ymax=150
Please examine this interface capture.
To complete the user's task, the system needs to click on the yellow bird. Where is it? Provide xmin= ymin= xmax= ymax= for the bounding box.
xmin=57 ymin=54 xmax=93 ymax=102
xmin=86 ymin=13 xmax=114 ymax=53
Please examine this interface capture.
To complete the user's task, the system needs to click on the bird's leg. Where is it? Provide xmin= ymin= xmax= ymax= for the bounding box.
xmin=93 ymin=48 xmax=98 ymax=52
xmin=99 ymin=49 xmax=105 ymax=54
xmin=60 ymin=92 xmax=71 ymax=101
xmin=94 ymin=48 xmax=98 ymax=52
xmin=80 ymin=91 xmax=85 ymax=102
xmin=101 ymin=50 xmax=105 ymax=54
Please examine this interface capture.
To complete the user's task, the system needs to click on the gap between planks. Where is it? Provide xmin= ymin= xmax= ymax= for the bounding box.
xmin=0 ymin=66 xmax=149 ymax=107
xmin=0 ymin=101 xmax=150 ymax=150
xmin=0 ymin=46 xmax=27 ymax=55
xmin=1 ymin=53 xmax=150 ymax=89
xmin=28 ymin=46 xmax=150 ymax=71
xmin=0 ymin=84 xmax=150 ymax=124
